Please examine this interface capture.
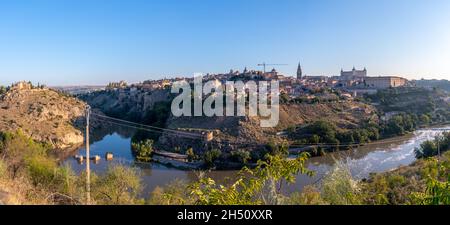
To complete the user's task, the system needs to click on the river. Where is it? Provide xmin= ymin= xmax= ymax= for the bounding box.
xmin=63 ymin=125 xmax=449 ymax=195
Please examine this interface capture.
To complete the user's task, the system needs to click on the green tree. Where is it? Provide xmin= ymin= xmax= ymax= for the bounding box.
xmin=410 ymin=158 xmax=450 ymax=205
xmin=415 ymin=140 xmax=437 ymax=159
xmin=266 ymin=140 xmax=290 ymax=157
xmin=419 ymin=114 xmax=431 ymax=125
xmin=230 ymin=150 xmax=251 ymax=164
xmin=131 ymin=139 xmax=154 ymax=162
xmin=0 ymin=86 xmax=6 ymax=95
xmin=203 ymin=149 xmax=222 ymax=168
xmin=415 ymin=132 xmax=450 ymax=158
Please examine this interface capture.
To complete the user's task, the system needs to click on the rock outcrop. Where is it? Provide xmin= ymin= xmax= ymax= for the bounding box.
xmin=79 ymin=88 xmax=172 ymax=121
xmin=0 ymin=86 xmax=87 ymax=149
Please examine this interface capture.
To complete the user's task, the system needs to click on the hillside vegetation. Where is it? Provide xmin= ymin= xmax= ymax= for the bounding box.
xmin=365 ymin=87 xmax=450 ymax=123
xmin=415 ymin=79 xmax=450 ymax=92
xmin=0 ymin=131 xmax=144 ymax=205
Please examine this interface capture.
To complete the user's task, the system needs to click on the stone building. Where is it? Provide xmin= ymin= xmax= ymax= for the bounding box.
xmin=11 ymin=81 xmax=32 ymax=90
xmin=364 ymin=76 xmax=407 ymax=89
xmin=341 ymin=67 xmax=367 ymax=80
xmin=106 ymin=80 xmax=127 ymax=90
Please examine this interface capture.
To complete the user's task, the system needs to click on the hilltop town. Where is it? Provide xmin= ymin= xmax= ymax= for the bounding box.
xmin=102 ymin=63 xmax=410 ymax=101
xmin=1 ymin=67 xmax=449 ymax=204
xmin=76 ymin=64 xmax=450 ymax=162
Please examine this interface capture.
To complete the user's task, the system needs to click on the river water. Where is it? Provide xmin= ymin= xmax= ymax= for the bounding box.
xmin=63 ymin=125 xmax=449 ymax=195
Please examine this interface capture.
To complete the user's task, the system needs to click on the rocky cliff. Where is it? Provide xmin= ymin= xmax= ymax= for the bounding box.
xmin=79 ymin=88 xmax=172 ymax=122
xmin=0 ymin=87 xmax=87 ymax=149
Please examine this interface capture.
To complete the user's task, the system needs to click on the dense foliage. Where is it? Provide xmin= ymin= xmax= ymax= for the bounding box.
xmin=0 ymin=131 xmax=143 ymax=205
xmin=290 ymin=120 xmax=380 ymax=154
xmin=415 ymin=132 xmax=450 ymax=158
xmin=147 ymin=153 xmax=313 ymax=205
xmin=1 ymin=129 xmax=449 ymax=205
xmin=290 ymin=110 xmax=436 ymax=155
xmin=230 ymin=150 xmax=251 ymax=164
xmin=415 ymin=79 xmax=450 ymax=92
xmin=131 ymin=139 xmax=154 ymax=162
xmin=203 ymin=149 xmax=222 ymax=168
xmin=0 ymin=86 xmax=7 ymax=95
xmin=365 ymin=87 xmax=450 ymax=123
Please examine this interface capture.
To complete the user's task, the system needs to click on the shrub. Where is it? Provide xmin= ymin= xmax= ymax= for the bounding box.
xmin=54 ymin=164 xmax=80 ymax=199
xmin=266 ymin=140 xmax=289 ymax=157
xmin=185 ymin=147 xmax=197 ymax=162
xmin=410 ymin=159 xmax=450 ymax=205
xmin=320 ymin=162 xmax=362 ymax=205
xmin=203 ymin=149 xmax=222 ymax=167
xmin=287 ymin=186 xmax=327 ymax=205
xmin=131 ymin=139 xmax=154 ymax=162
xmin=92 ymin=164 xmax=143 ymax=205
xmin=0 ymin=86 xmax=7 ymax=95
xmin=230 ymin=150 xmax=251 ymax=164
xmin=0 ymin=130 xmax=49 ymax=178
xmin=147 ymin=179 xmax=191 ymax=205
xmin=25 ymin=153 xmax=58 ymax=188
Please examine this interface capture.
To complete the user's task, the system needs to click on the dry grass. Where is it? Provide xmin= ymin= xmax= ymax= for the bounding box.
xmin=0 ymin=174 xmax=51 ymax=205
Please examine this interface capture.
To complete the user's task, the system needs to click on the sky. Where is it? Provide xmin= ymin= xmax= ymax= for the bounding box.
xmin=0 ymin=0 xmax=450 ymax=86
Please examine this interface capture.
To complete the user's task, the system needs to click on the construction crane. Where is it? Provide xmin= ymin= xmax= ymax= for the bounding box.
xmin=257 ymin=62 xmax=288 ymax=73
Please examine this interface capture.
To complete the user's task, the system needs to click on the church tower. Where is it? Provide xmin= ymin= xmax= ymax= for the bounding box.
xmin=296 ymin=62 xmax=303 ymax=80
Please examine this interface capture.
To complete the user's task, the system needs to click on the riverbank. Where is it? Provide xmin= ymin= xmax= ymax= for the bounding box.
xmin=61 ymin=125 xmax=450 ymax=196
xmin=360 ymin=151 xmax=450 ymax=205
xmin=289 ymin=122 xmax=450 ymax=157
xmin=145 ymin=122 xmax=450 ymax=171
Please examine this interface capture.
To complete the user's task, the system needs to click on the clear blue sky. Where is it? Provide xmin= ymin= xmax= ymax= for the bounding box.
xmin=1 ymin=0 xmax=449 ymax=86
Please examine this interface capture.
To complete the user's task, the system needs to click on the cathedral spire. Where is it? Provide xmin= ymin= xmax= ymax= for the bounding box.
xmin=297 ymin=62 xmax=303 ymax=79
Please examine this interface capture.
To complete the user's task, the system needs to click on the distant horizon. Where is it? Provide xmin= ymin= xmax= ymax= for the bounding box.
xmin=1 ymin=0 xmax=450 ymax=86
xmin=2 ymin=70 xmax=448 ymax=87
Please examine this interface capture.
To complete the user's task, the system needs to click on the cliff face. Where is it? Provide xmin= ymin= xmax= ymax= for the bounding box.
xmin=79 ymin=88 xmax=377 ymax=153
xmin=0 ymin=87 xmax=87 ymax=149
xmin=79 ymin=88 xmax=172 ymax=122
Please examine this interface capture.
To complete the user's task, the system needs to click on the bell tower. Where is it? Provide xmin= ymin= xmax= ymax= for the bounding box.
xmin=296 ymin=62 xmax=303 ymax=80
